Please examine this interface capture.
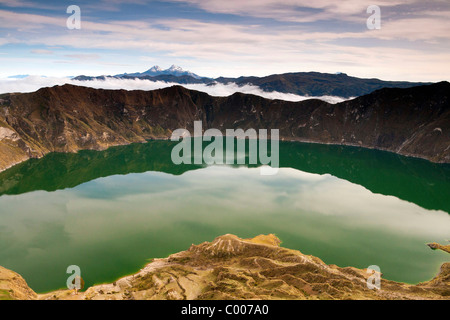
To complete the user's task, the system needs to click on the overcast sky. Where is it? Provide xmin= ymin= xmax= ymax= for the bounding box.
xmin=0 ymin=0 xmax=449 ymax=81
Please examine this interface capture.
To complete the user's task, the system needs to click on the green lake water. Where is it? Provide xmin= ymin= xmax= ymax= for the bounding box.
xmin=0 ymin=139 xmax=449 ymax=293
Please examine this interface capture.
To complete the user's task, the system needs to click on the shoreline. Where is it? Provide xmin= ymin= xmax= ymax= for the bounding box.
xmin=1 ymin=137 xmax=449 ymax=175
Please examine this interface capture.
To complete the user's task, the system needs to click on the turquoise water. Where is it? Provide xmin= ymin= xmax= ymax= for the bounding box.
xmin=0 ymin=140 xmax=449 ymax=293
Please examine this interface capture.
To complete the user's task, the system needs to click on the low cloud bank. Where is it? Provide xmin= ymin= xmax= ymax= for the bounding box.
xmin=0 ymin=76 xmax=349 ymax=104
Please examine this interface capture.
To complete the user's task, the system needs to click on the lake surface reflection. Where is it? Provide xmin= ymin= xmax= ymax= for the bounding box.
xmin=0 ymin=140 xmax=448 ymax=292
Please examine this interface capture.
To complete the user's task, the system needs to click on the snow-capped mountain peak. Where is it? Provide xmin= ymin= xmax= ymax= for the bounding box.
xmin=115 ymin=65 xmax=202 ymax=79
xmin=148 ymin=65 xmax=163 ymax=72
xmin=168 ymin=65 xmax=183 ymax=72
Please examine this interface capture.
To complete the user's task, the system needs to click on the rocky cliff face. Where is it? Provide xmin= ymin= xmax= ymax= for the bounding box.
xmin=0 ymin=82 xmax=449 ymax=171
xmin=4 ymin=234 xmax=448 ymax=300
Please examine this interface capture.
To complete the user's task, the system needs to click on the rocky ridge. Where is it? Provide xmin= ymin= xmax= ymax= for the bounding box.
xmin=0 ymin=82 xmax=449 ymax=172
xmin=74 ymin=71 xmax=429 ymax=98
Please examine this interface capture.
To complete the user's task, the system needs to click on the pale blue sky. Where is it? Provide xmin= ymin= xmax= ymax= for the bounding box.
xmin=0 ymin=0 xmax=449 ymax=81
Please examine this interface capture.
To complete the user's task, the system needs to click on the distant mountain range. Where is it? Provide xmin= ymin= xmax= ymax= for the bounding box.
xmin=73 ymin=66 xmax=430 ymax=98
xmin=115 ymin=65 xmax=202 ymax=79
xmin=7 ymin=75 xmax=31 ymax=79
xmin=0 ymin=81 xmax=448 ymax=172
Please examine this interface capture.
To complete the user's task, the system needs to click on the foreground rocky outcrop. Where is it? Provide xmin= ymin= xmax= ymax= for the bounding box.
xmin=0 ymin=266 xmax=37 ymax=300
xmin=2 ymin=234 xmax=448 ymax=300
xmin=0 ymin=81 xmax=449 ymax=172
xmin=428 ymin=243 xmax=450 ymax=254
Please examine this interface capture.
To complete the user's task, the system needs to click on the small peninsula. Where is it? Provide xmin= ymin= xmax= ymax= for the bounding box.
xmin=1 ymin=234 xmax=449 ymax=300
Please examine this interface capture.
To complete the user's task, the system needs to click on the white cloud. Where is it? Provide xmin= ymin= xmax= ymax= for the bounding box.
xmin=64 ymin=54 xmax=101 ymax=61
xmin=168 ymin=0 xmax=419 ymax=22
xmin=0 ymin=76 xmax=348 ymax=103
xmin=30 ymin=49 xmax=53 ymax=55
xmin=179 ymin=166 xmax=450 ymax=237
xmin=0 ymin=0 xmax=35 ymax=7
